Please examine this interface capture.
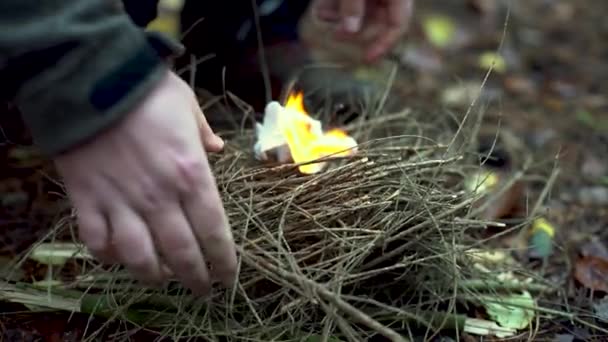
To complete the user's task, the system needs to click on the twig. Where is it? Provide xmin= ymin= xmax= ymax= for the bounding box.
xmin=238 ymin=247 xmax=409 ymax=342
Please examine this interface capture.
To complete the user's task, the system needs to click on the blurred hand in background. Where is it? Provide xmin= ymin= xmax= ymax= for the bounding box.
xmin=310 ymin=0 xmax=415 ymax=62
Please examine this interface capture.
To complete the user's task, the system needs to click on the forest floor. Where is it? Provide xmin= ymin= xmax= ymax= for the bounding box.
xmin=1 ymin=1 xmax=607 ymax=341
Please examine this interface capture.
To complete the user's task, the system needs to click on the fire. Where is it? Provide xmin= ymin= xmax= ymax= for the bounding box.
xmin=285 ymin=91 xmax=307 ymax=114
xmin=278 ymin=91 xmax=358 ymax=174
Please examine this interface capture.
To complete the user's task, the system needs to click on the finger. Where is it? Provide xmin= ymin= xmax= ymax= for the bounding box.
xmin=109 ymin=204 xmax=165 ymax=285
xmin=317 ymin=7 xmax=340 ymax=22
xmin=365 ymin=1 xmax=411 ymax=62
xmin=191 ymin=96 xmax=224 ymax=153
xmin=161 ymin=263 xmax=174 ymax=278
xmin=366 ymin=26 xmax=402 ymax=62
xmin=312 ymin=0 xmax=340 ymax=22
xmin=338 ymin=0 xmax=365 ymax=33
xmin=147 ymin=200 xmax=212 ymax=295
xmin=403 ymin=0 xmax=415 ymax=30
xmin=73 ymin=201 xmax=118 ymax=264
xmin=176 ymin=152 xmax=237 ymax=288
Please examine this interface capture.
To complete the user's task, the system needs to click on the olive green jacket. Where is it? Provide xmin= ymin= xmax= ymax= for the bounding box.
xmin=0 ymin=0 xmax=184 ymax=156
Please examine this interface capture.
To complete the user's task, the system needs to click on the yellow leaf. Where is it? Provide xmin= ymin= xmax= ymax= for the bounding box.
xmin=146 ymin=0 xmax=185 ymax=39
xmin=479 ymin=51 xmax=506 ymax=73
xmin=147 ymin=17 xmax=180 ymax=39
xmin=422 ymin=15 xmax=456 ymax=48
xmin=467 ymin=248 xmax=511 ymax=264
xmin=465 ymin=170 xmax=499 ymax=195
xmin=531 ymin=217 xmax=555 ymax=238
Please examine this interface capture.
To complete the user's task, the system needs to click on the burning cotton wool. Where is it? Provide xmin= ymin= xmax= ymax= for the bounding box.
xmin=254 ymin=92 xmax=358 ymax=174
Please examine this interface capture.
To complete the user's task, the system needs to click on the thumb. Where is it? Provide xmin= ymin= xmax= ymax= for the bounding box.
xmin=191 ymin=101 xmax=224 ymax=153
xmin=339 ymin=0 xmax=365 ymax=33
xmin=197 ymin=112 xmax=224 ymax=153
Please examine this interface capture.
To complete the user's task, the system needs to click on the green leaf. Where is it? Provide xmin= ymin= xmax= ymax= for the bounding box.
xmin=464 ymin=317 xmax=516 ymax=338
xmin=528 ymin=230 xmax=554 ymax=259
xmin=576 ymin=110 xmax=608 ymax=131
xmin=528 ymin=218 xmax=555 ymax=259
xmin=31 ymin=279 xmax=65 ymax=289
xmin=576 ymin=110 xmax=596 ymax=127
xmin=481 ymin=291 xmax=536 ymax=330
xmin=29 ymin=242 xmax=93 ymax=266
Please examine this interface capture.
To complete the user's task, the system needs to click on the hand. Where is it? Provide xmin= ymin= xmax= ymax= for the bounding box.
xmin=53 ymin=70 xmax=238 ymax=295
xmin=310 ymin=0 xmax=414 ymax=62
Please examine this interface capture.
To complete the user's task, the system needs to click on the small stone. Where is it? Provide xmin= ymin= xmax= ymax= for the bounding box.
xmin=578 ymin=186 xmax=608 ymax=206
xmin=593 ymin=297 xmax=608 ymax=322
xmin=581 ymin=154 xmax=607 ymax=180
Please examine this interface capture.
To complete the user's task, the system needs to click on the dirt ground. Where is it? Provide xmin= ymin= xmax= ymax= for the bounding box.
xmin=1 ymin=0 xmax=607 ymax=340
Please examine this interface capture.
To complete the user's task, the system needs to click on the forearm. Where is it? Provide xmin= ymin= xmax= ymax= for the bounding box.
xmin=0 ymin=0 xmax=181 ymax=156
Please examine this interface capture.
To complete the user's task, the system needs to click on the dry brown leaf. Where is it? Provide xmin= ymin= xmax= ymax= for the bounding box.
xmin=574 ymin=256 xmax=608 ymax=292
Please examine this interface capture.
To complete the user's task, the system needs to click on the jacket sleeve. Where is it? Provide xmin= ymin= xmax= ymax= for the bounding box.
xmin=0 ymin=0 xmax=184 ymax=156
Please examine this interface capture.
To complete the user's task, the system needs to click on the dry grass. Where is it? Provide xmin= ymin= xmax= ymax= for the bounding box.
xmin=4 ymin=74 xmax=558 ymax=341
xmin=3 ymin=101 xmax=515 ymax=342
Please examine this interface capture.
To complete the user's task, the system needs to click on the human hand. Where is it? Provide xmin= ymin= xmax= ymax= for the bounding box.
xmin=53 ymin=70 xmax=237 ymax=295
xmin=310 ymin=0 xmax=414 ymax=62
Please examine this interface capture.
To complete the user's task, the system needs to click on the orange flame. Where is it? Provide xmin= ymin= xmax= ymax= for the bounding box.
xmin=278 ymin=91 xmax=357 ymax=174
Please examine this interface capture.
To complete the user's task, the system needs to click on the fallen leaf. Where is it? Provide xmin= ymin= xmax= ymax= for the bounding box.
xmin=465 ymin=170 xmax=500 ymax=195
xmin=543 ymin=97 xmax=564 ymax=112
xmin=464 ymin=317 xmax=516 ymax=338
xmin=592 ymin=297 xmax=608 ymax=322
xmin=553 ymin=334 xmax=575 ymax=342
xmin=440 ymin=81 xmax=502 ymax=108
xmin=576 ymin=110 xmax=608 ymax=131
xmin=467 ymin=248 xmax=512 ymax=265
xmin=399 ymin=44 xmax=444 ymax=73
xmin=581 ymin=153 xmax=606 ymax=180
xmin=481 ymin=291 xmax=536 ymax=330
xmin=441 ymin=82 xmax=481 ymax=106
xmin=574 ymin=256 xmax=608 ymax=292
xmin=503 ymin=75 xmax=538 ymax=97
xmin=527 ymin=218 xmax=555 ymax=259
xmin=576 ymin=110 xmax=596 ymax=127
xmin=478 ymin=51 xmax=506 ymax=73
xmin=29 ymin=243 xmax=93 ymax=266
xmin=479 ymin=179 xmax=524 ymax=221
xmin=578 ymin=186 xmax=608 ymax=206
xmin=422 ymin=15 xmax=456 ymax=49
xmin=145 ymin=0 xmax=184 ymax=40
xmin=579 ymin=236 xmax=608 ymax=260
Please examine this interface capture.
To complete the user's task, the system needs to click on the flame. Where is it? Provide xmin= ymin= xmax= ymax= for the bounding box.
xmin=278 ymin=91 xmax=357 ymax=174
xmin=285 ymin=92 xmax=307 ymax=114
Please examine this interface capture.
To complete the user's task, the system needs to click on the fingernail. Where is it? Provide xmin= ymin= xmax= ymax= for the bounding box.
xmin=213 ymin=135 xmax=225 ymax=149
xmin=161 ymin=264 xmax=173 ymax=278
xmin=344 ymin=16 xmax=361 ymax=33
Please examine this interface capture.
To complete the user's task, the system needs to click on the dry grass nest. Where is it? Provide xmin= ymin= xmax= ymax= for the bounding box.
xmin=4 ymin=105 xmax=517 ymax=341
